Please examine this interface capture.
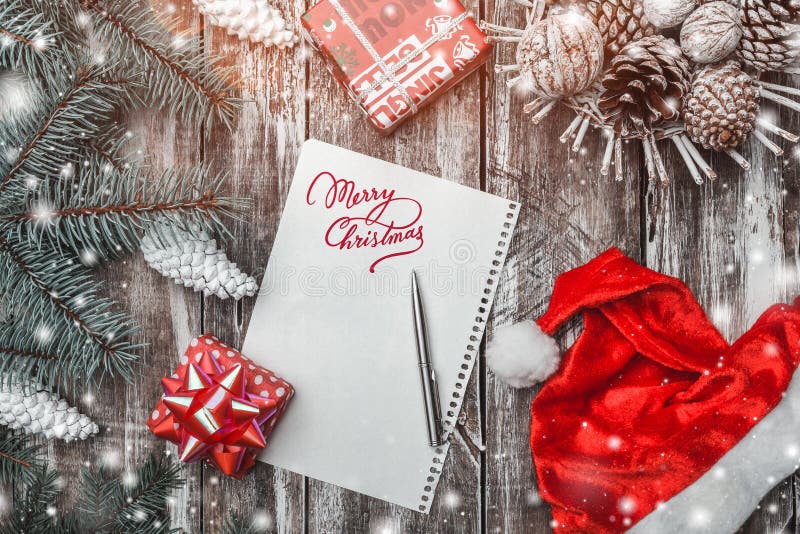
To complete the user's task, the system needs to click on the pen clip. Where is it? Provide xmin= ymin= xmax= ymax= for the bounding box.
xmin=429 ymin=367 xmax=444 ymax=443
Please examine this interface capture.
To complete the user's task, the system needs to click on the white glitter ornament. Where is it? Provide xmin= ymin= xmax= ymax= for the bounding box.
xmin=140 ymin=224 xmax=258 ymax=301
xmin=643 ymin=0 xmax=696 ymax=29
xmin=192 ymin=0 xmax=297 ymax=48
xmin=515 ymin=12 xmax=604 ymax=99
xmin=0 ymin=379 xmax=99 ymax=442
xmin=680 ymin=2 xmax=742 ymax=64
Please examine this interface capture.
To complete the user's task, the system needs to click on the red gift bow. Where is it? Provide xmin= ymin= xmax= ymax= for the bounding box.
xmin=148 ymin=334 xmax=293 ymax=478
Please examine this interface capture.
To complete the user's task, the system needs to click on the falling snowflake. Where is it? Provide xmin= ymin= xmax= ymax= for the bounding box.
xmin=618 ymin=495 xmax=637 ymax=515
xmin=251 ymin=509 xmax=273 ymax=531
xmin=689 ymin=506 xmax=711 ymax=529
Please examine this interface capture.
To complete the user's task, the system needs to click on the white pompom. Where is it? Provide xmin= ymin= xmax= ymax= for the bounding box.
xmin=486 ymin=320 xmax=560 ymax=388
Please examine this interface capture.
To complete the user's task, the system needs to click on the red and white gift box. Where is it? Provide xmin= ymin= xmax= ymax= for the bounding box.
xmin=302 ymin=0 xmax=491 ymax=134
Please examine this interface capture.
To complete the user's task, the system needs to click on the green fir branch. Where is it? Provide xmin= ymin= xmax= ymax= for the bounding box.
xmin=72 ymin=454 xmax=183 ymax=533
xmin=0 ymin=467 xmax=61 ymax=534
xmin=0 ymin=429 xmax=41 ymax=485
xmin=0 ymin=233 xmax=140 ymax=391
xmin=0 ymin=455 xmax=182 ymax=533
xmin=83 ymin=123 xmax=143 ymax=174
xmin=0 ymin=322 xmax=94 ymax=396
xmin=2 ymin=166 xmax=244 ymax=260
xmin=0 ymin=0 xmax=62 ymax=78
xmin=0 ymin=61 xmax=127 ymax=205
xmin=80 ymin=0 xmax=240 ymax=130
xmin=221 ymin=513 xmax=262 ymax=534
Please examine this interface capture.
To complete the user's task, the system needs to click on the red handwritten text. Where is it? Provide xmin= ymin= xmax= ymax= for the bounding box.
xmin=306 ymin=171 xmax=424 ymax=272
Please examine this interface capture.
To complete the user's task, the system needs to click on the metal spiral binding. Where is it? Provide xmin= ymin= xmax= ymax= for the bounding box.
xmin=417 ymin=201 xmax=520 ymax=513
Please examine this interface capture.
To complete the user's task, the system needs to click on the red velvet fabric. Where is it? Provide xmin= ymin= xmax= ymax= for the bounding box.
xmin=531 ymin=248 xmax=800 ymax=533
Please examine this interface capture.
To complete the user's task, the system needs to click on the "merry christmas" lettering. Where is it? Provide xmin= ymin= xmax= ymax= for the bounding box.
xmin=306 ymin=171 xmax=424 ymax=272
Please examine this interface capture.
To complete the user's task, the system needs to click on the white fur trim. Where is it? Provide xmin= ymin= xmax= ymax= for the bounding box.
xmin=486 ymin=320 xmax=560 ymax=388
xmin=629 ymin=363 xmax=800 ymax=533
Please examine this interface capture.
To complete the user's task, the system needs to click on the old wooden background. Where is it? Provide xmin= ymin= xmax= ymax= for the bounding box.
xmin=35 ymin=0 xmax=800 ymax=532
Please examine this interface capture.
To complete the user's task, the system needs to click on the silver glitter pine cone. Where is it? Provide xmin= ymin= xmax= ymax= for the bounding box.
xmin=598 ymin=35 xmax=692 ymax=137
xmin=737 ymin=0 xmax=800 ymax=71
xmin=581 ymin=0 xmax=656 ymax=58
xmin=682 ymin=61 xmax=760 ymax=151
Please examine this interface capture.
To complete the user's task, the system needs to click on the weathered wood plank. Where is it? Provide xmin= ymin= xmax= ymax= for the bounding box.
xmin=739 ymin=71 xmax=800 ymax=534
xmin=303 ymin=8 xmax=484 ymax=532
xmin=41 ymin=1 xmax=205 ymax=530
xmin=782 ymin=71 xmax=800 ymax=534
xmin=648 ymin=105 xmax=793 ymax=533
xmin=200 ymin=13 xmax=307 ymax=533
xmin=482 ymin=3 xmax=641 ymax=534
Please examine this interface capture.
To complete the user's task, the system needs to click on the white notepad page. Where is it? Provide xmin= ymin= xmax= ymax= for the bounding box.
xmin=243 ymin=140 xmax=519 ymax=512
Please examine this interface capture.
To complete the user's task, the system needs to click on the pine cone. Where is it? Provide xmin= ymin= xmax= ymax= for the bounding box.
xmin=598 ymin=35 xmax=692 ymax=137
xmin=141 ymin=224 xmax=258 ymax=301
xmin=192 ymin=0 xmax=297 ymax=48
xmin=580 ymin=0 xmax=656 ymax=57
xmin=682 ymin=61 xmax=760 ymax=151
xmin=737 ymin=0 xmax=800 ymax=71
xmin=0 ymin=380 xmax=98 ymax=442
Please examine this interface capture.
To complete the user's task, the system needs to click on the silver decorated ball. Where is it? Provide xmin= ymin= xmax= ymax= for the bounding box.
xmin=516 ymin=12 xmax=604 ymax=99
xmin=643 ymin=0 xmax=697 ymax=29
xmin=680 ymin=2 xmax=742 ymax=64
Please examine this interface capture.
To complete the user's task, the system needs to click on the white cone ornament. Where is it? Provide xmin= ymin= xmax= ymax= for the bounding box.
xmin=141 ymin=224 xmax=258 ymax=301
xmin=0 ymin=379 xmax=99 ymax=442
xmin=486 ymin=320 xmax=560 ymax=388
xmin=193 ymin=0 xmax=298 ymax=48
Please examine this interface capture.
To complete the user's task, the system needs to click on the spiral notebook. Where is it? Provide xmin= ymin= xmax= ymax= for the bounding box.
xmin=242 ymin=140 xmax=519 ymax=512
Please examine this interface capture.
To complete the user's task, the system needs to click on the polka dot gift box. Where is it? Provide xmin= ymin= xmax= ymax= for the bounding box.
xmin=147 ymin=334 xmax=294 ymax=479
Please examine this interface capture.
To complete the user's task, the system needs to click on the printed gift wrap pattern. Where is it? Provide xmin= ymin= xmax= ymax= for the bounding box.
xmin=302 ymin=0 xmax=491 ymax=133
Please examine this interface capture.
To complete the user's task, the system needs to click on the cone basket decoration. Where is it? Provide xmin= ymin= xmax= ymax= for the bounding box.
xmin=481 ymin=0 xmax=800 ymax=187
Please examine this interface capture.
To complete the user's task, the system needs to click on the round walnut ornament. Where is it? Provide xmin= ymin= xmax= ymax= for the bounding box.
xmin=516 ymin=11 xmax=604 ymax=99
xmin=680 ymin=2 xmax=742 ymax=63
xmin=683 ymin=61 xmax=760 ymax=151
xmin=643 ymin=0 xmax=696 ymax=28
xmin=484 ymin=0 xmax=800 ymax=185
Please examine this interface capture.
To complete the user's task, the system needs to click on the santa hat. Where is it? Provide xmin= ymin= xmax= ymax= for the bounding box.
xmin=486 ymin=247 xmax=800 ymax=532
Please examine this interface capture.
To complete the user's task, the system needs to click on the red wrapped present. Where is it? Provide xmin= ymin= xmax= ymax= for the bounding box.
xmin=147 ymin=334 xmax=294 ymax=479
xmin=302 ymin=0 xmax=491 ymax=134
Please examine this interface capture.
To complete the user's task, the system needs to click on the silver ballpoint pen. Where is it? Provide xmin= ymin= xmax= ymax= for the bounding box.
xmin=411 ymin=270 xmax=444 ymax=447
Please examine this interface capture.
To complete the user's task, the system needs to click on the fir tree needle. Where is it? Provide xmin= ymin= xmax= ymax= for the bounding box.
xmin=757 ymin=118 xmax=799 ymax=142
xmin=571 ymin=117 xmax=590 ymax=153
xmin=753 ymin=130 xmax=783 ymax=156
xmin=726 ymin=148 xmax=751 ymax=170
xmin=559 ymin=115 xmax=583 ymax=144
xmin=679 ymin=135 xmax=717 ymax=180
xmin=672 ymin=137 xmax=703 ymax=184
xmin=601 ymin=132 xmax=615 ymax=176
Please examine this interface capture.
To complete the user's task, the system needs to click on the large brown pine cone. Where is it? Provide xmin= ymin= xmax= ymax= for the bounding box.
xmin=580 ymin=0 xmax=656 ymax=58
xmin=737 ymin=0 xmax=800 ymax=71
xmin=598 ymin=35 xmax=692 ymax=137
xmin=682 ymin=61 xmax=760 ymax=151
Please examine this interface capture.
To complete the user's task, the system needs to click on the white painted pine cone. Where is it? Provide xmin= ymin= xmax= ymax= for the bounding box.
xmin=0 ymin=380 xmax=98 ymax=442
xmin=193 ymin=0 xmax=298 ymax=48
xmin=140 ymin=224 xmax=259 ymax=301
